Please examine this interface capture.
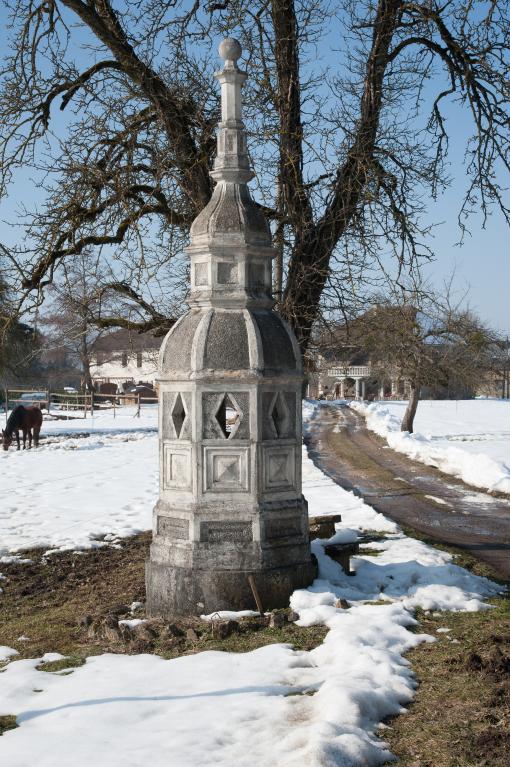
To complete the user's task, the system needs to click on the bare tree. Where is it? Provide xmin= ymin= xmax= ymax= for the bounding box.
xmin=41 ymin=256 xmax=107 ymax=391
xmin=0 ymin=259 xmax=42 ymax=383
xmin=0 ymin=1 xmax=508 ymax=351
xmin=354 ymin=290 xmax=500 ymax=432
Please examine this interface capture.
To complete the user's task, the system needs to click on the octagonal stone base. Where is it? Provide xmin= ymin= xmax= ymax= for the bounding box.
xmin=145 ymin=559 xmax=317 ymax=617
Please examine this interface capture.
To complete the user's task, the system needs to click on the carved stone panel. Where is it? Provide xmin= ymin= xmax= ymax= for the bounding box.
xmin=263 ymin=446 xmax=295 ymax=491
xmin=262 ymin=391 xmax=296 ymax=440
xmin=200 ymin=520 xmax=253 ymax=543
xmin=162 ymin=392 xmax=191 ymax=440
xmin=249 ymin=262 xmax=267 ymax=294
xmin=217 ymin=262 xmax=238 ymax=285
xmin=194 ymin=262 xmax=209 ymax=286
xmin=202 ymin=392 xmax=249 ymax=440
xmin=203 ymin=446 xmax=249 ymax=492
xmin=163 ymin=444 xmax=192 ymax=490
xmin=157 ymin=516 xmax=190 ymax=540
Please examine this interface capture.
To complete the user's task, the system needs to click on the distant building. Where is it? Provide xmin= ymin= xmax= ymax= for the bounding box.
xmin=90 ymin=330 xmax=161 ymax=389
xmin=306 ymin=349 xmax=409 ymax=401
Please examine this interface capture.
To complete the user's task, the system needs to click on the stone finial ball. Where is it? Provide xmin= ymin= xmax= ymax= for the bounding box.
xmin=219 ymin=37 xmax=242 ymax=63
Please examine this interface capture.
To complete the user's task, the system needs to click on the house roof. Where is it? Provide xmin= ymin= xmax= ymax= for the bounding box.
xmin=91 ymin=329 xmax=162 ymax=352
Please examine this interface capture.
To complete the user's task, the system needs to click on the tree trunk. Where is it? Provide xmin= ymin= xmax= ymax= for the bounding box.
xmin=401 ymin=382 xmax=420 ymax=433
xmin=79 ymin=334 xmax=95 ymax=392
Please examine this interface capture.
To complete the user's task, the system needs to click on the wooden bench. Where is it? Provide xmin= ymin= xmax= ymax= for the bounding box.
xmin=324 ymin=542 xmax=359 ymax=576
xmin=308 ymin=514 xmax=342 ymax=539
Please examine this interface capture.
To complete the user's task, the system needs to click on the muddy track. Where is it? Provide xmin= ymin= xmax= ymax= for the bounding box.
xmin=305 ymin=404 xmax=510 ymax=580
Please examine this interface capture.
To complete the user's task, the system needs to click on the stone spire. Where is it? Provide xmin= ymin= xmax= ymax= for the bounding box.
xmin=187 ymin=38 xmax=273 ymax=310
xmin=145 ymin=38 xmax=315 ymax=618
xmin=211 ymin=38 xmax=253 ymax=184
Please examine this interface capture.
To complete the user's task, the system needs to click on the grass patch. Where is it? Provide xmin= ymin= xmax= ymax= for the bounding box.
xmin=153 ymin=622 xmax=327 ymax=659
xmin=36 ymin=656 xmax=86 ymax=673
xmin=384 ymin=525 xmax=510 ymax=767
xmin=0 ymin=716 xmax=18 ymax=736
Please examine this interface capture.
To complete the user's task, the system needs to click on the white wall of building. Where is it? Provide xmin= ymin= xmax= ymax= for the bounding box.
xmin=90 ymin=350 xmax=159 ymax=386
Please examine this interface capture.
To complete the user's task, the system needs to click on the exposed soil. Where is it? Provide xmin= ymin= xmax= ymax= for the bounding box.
xmin=306 ymin=404 xmax=510 ymax=579
xmin=0 ymin=533 xmax=326 ymax=663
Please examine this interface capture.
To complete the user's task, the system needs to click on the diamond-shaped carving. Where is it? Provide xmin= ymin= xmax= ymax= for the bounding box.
xmin=264 ymin=447 xmax=295 ymax=490
xmin=213 ymin=455 xmax=240 ymax=483
xmin=215 ymin=393 xmax=242 ymax=439
xmin=268 ymin=454 xmax=288 ymax=483
xmin=171 ymin=393 xmax=187 ymax=438
xmin=269 ymin=392 xmax=290 ymax=438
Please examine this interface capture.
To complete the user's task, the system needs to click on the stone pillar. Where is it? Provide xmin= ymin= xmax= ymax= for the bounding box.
xmin=340 ymin=379 xmax=345 ymax=399
xmin=146 ymin=39 xmax=316 ymax=617
xmin=361 ymin=379 xmax=366 ymax=400
xmin=354 ymin=378 xmax=361 ymax=400
xmin=391 ymin=378 xmax=397 ymax=398
xmin=379 ymin=383 xmax=385 ymax=400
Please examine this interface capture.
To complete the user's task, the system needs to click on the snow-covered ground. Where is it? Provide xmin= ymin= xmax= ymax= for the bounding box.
xmin=0 ymin=407 xmax=158 ymax=557
xmin=351 ymin=399 xmax=510 ymax=494
xmin=0 ymin=402 xmax=503 ymax=767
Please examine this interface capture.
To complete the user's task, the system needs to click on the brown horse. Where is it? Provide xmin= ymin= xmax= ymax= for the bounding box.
xmin=1 ymin=405 xmax=43 ymax=451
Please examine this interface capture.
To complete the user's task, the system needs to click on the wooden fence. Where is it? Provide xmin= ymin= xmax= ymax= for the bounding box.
xmin=2 ymin=388 xmax=158 ymax=421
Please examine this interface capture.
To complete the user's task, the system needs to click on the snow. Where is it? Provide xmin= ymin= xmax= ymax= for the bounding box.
xmin=351 ymin=399 xmax=510 ymax=494
xmin=118 ymin=619 xmax=147 ymax=629
xmin=201 ymin=610 xmax=261 ymax=621
xmin=0 ymin=400 xmax=503 ymax=766
xmin=0 ymin=409 xmax=158 ymax=558
xmin=0 ymin=646 xmax=18 ymax=662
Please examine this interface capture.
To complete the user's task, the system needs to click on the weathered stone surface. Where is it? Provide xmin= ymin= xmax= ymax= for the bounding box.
xmin=200 ymin=520 xmax=253 ymax=543
xmin=157 ymin=516 xmax=189 ymax=540
xmin=160 ymin=311 xmax=203 ymax=373
xmin=269 ymin=609 xmax=287 ymax=628
xmin=204 ymin=312 xmax=250 ymax=370
xmin=146 ymin=560 xmax=316 ymax=617
xmin=253 ymin=312 xmax=297 ymax=371
xmin=213 ymin=620 xmax=239 ymax=639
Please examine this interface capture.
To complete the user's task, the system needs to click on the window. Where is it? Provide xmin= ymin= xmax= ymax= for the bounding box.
xmin=136 ymin=351 xmax=143 ymax=368
xmin=121 ymin=352 xmax=128 ymax=367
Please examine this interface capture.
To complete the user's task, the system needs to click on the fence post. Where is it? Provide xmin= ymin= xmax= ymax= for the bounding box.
xmin=113 ymin=395 xmax=116 ymax=419
xmin=137 ymin=393 xmax=141 ymax=418
xmin=4 ymin=387 xmax=8 ymax=424
xmin=91 ymin=390 xmax=94 ymax=417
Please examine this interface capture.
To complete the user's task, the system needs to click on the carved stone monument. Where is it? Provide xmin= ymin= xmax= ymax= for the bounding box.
xmin=146 ymin=38 xmax=316 ymax=616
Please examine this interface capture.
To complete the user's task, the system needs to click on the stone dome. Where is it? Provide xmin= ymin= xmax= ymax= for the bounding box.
xmin=189 ymin=182 xmax=271 ymax=248
xmin=159 ymin=307 xmax=301 ymax=378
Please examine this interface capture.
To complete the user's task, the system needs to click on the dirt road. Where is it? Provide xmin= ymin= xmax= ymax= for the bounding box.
xmin=305 ymin=404 xmax=510 ymax=580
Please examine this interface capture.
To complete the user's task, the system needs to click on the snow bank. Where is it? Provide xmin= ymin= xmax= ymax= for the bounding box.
xmin=0 ymin=646 xmax=18 ymax=662
xmin=351 ymin=400 xmax=510 ymax=494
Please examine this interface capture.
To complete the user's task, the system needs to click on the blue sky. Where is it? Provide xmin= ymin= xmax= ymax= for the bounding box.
xmin=0 ymin=2 xmax=508 ymax=334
